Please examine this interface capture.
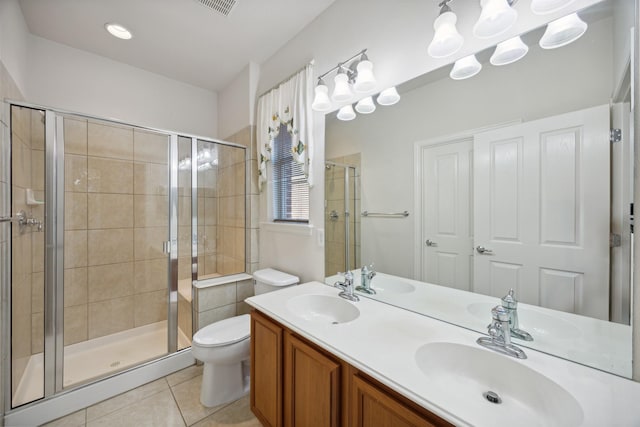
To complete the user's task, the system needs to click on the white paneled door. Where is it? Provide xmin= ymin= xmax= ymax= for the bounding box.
xmin=422 ymin=139 xmax=474 ymax=291
xmin=473 ymin=105 xmax=610 ymax=319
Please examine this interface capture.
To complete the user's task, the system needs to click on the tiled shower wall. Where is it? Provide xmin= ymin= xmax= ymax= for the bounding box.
xmin=194 ymin=125 xmax=259 ymax=330
xmin=62 ymin=118 xmax=170 ymax=345
xmin=325 ymin=153 xmax=361 ymax=277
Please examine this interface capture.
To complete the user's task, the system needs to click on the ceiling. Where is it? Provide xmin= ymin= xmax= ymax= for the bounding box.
xmin=19 ymin=0 xmax=336 ymax=91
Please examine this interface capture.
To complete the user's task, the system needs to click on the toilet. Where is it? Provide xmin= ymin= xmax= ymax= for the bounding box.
xmin=191 ymin=268 xmax=299 ymax=407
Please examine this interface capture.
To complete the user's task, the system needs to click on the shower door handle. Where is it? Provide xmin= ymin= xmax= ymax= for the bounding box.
xmin=0 ymin=216 xmax=11 ymax=223
xmin=162 ymin=241 xmax=171 ymax=254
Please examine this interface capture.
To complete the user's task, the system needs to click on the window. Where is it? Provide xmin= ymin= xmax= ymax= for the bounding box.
xmin=272 ymin=123 xmax=309 ymax=222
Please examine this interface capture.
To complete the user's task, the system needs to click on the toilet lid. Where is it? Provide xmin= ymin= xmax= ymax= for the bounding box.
xmin=193 ymin=314 xmax=250 ymax=348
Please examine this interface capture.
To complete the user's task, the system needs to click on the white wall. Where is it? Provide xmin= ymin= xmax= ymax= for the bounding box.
xmin=25 ymin=36 xmax=218 ymax=138
xmin=255 ymin=0 xmax=602 ymax=282
xmin=218 ymin=64 xmax=250 ymax=139
xmin=0 ymin=0 xmax=29 ymax=95
xmin=325 ymin=16 xmax=613 ymax=279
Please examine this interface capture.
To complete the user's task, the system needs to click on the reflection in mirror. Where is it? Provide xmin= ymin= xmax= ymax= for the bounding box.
xmin=324 ymin=0 xmax=633 ymax=377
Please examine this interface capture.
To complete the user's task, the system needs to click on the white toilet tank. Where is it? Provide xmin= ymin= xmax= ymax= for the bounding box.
xmin=253 ymin=268 xmax=299 ymax=295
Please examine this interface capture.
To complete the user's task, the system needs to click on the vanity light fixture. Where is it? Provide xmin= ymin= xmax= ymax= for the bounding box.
xmin=530 ymin=0 xmax=577 ymax=15
xmin=355 ymin=96 xmax=376 ymax=114
xmin=337 ymin=104 xmax=357 ymax=121
xmin=490 ymin=36 xmax=529 ymax=65
xmin=428 ymin=0 xmax=464 ymax=59
xmin=311 ymin=49 xmax=377 ymax=112
xmin=332 ymin=68 xmax=354 ymax=102
xmin=311 ymin=78 xmax=332 ymax=112
xmin=539 ymin=13 xmax=587 ymax=49
xmin=104 ymin=23 xmax=133 ymax=40
xmin=450 ymin=55 xmax=482 ymax=80
xmin=377 ymin=87 xmax=401 ymax=106
xmin=473 ymin=0 xmax=518 ymax=39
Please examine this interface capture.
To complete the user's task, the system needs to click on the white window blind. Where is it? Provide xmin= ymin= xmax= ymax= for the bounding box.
xmin=272 ymin=123 xmax=309 ymax=222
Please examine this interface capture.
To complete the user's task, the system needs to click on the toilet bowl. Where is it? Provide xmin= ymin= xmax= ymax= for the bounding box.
xmin=191 ymin=268 xmax=299 ymax=407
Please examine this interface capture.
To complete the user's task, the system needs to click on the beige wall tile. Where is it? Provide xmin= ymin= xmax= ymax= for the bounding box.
xmin=197 ymin=303 xmax=236 ymax=330
xmin=88 ymin=296 xmax=134 ymax=339
xmin=178 ymin=256 xmax=191 ymax=281
xmin=32 ymin=231 xmax=44 ymax=273
xmin=64 ymin=268 xmax=88 ymax=307
xmin=203 ymin=226 xmax=216 ymax=254
xmin=65 ymin=155 xmax=87 ymax=193
xmin=133 ymin=130 xmax=169 ymax=164
xmin=31 ymin=271 xmax=44 ymax=313
xmin=64 ymin=304 xmax=88 ymax=345
xmin=236 ymin=279 xmax=254 ymax=302
xmin=88 ymin=122 xmax=133 ymax=160
xmin=30 ymin=111 xmax=45 ymax=151
xmin=88 ymin=262 xmax=134 ymax=302
xmin=88 ymin=228 xmax=133 ymax=266
xmin=134 ymin=162 xmax=168 ymax=195
xmin=65 ymin=192 xmax=87 ymax=230
xmin=88 ymin=193 xmax=133 ymax=229
xmin=203 ymin=197 xmax=217 ymax=226
xmin=12 ymin=312 xmax=31 ymax=362
xmin=134 ymin=227 xmax=166 ymax=261
xmin=64 ymin=230 xmax=87 ymax=269
xmin=31 ymin=312 xmax=44 ymax=353
xmin=236 ymin=301 xmax=252 ymax=316
xmin=134 ymin=195 xmax=168 ymax=227
xmin=134 ymin=289 xmax=168 ymax=327
xmin=178 ymin=196 xmax=192 ymax=227
xmin=11 ymin=106 xmax=30 ymax=145
xmin=31 ymin=149 xmax=44 ymax=191
xmin=12 ymin=138 xmax=31 ymax=189
xmin=134 ymin=259 xmax=168 ymax=293
xmin=87 ymin=157 xmax=133 ymax=194
xmin=197 ymin=283 xmax=236 ymax=312
xmin=201 ymin=254 xmax=217 ymax=276
xmin=64 ymin=118 xmax=87 ymax=155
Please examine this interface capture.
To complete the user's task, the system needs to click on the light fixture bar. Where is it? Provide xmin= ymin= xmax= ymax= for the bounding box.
xmin=317 ymin=49 xmax=368 ymax=81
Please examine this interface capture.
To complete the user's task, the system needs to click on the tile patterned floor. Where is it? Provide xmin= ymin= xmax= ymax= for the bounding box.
xmin=43 ymin=365 xmax=262 ymax=427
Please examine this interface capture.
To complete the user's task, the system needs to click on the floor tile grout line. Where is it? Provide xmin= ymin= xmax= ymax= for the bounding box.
xmin=167 ymin=381 xmax=189 ymax=427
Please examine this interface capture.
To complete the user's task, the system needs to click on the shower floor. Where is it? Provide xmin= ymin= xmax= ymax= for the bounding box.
xmin=13 ymin=320 xmax=191 ymax=408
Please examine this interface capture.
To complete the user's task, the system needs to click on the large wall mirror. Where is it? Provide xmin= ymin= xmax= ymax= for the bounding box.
xmin=324 ymin=0 xmax=634 ymax=377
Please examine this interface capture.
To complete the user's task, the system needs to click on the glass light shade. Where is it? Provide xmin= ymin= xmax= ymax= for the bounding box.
xmin=355 ymin=96 xmax=376 ymax=114
xmin=377 ymin=87 xmax=400 ymax=106
xmin=332 ymin=72 xmax=353 ymax=102
xmin=490 ymin=36 xmax=529 ymax=66
xmin=427 ymin=11 xmax=464 ymax=59
xmin=531 ymin=0 xmax=577 ymax=15
xmin=337 ymin=105 xmax=356 ymax=121
xmin=312 ymin=82 xmax=332 ymax=112
xmin=539 ymin=13 xmax=587 ymax=49
xmin=473 ymin=0 xmax=518 ymax=39
xmin=450 ymin=55 xmax=482 ymax=80
xmin=354 ymin=60 xmax=376 ymax=92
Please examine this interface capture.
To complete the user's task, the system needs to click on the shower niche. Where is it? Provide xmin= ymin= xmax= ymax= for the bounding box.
xmin=6 ymin=104 xmax=246 ymax=408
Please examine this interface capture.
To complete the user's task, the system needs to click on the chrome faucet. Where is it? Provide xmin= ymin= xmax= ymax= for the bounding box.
xmin=334 ymin=271 xmax=359 ymax=302
xmin=502 ymin=289 xmax=533 ymax=341
xmin=356 ymin=263 xmax=376 ymax=294
xmin=477 ymin=305 xmax=527 ymax=359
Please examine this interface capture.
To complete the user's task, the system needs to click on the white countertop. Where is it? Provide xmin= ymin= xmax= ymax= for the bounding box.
xmin=246 ymin=282 xmax=640 ymax=427
xmin=326 ymin=271 xmax=631 ymax=377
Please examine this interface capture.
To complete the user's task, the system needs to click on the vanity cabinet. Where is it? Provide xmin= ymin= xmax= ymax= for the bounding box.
xmin=250 ymin=310 xmax=452 ymax=427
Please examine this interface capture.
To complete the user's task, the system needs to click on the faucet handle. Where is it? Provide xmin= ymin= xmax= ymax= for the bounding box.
xmin=491 ymin=305 xmax=510 ymax=323
xmin=501 ymin=288 xmax=518 ymax=309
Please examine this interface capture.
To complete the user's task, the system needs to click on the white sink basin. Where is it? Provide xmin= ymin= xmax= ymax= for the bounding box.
xmin=286 ymin=294 xmax=360 ymax=325
xmin=372 ymin=278 xmax=415 ymax=294
xmin=415 ymin=342 xmax=583 ymax=426
xmin=467 ymin=302 xmax=580 ymax=340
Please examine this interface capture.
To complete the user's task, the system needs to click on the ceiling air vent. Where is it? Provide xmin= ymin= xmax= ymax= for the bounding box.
xmin=194 ymin=0 xmax=238 ymax=17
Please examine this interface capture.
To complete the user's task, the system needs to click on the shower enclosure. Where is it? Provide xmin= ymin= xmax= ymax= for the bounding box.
xmin=324 ymin=158 xmax=360 ymax=276
xmin=2 ymin=102 xmax=246 ymax=410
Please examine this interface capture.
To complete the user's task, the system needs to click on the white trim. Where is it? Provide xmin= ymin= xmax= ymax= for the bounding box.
xmin=4 ymin=350 xmax=194 ymax=426
xmin=260 ymin=221 xmax=313 ymax=236
xmin=412 ymin=120 xmax=522 ymax=280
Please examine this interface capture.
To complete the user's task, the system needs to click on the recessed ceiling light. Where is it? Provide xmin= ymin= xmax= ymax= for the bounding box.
xmin=105 ymin=23 xmax=132 ymax=40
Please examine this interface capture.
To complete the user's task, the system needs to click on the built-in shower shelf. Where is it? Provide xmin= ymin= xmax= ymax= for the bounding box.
xmin=25 ymin=188 xmax=44 ymax=206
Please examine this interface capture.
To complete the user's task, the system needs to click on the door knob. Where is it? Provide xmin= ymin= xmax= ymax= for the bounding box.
xmin=476 ymin=245 xmax=493 ymax=254
xmin=425 ymin=239 xmax=438 ymax=247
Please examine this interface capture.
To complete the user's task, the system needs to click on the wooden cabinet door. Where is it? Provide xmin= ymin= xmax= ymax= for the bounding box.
xmin=284 ymin=333 xmax=342 ymax=427
xmin=351 ymin=374 xmax=450 ymax=427
xmin=251 ymin=310 xmax=283 ymax=427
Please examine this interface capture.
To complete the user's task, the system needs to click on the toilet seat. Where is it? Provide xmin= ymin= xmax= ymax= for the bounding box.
xmin=193 ymin=314 xmax=250 ymax=348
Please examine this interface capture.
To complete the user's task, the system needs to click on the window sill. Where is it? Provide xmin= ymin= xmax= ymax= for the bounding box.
xmin=260 ymin=221 xmax=314 ymax=236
